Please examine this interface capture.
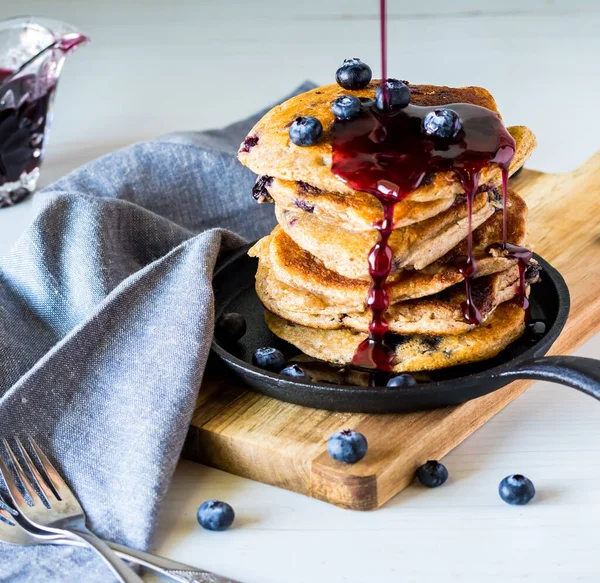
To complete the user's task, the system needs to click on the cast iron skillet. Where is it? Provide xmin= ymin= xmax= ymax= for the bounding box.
xmin=211 ymin=243 xmax=600 ymax=413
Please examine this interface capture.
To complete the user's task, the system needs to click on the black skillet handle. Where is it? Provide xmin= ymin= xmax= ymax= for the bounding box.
xmin=498 ymin=356 xmax=600 ymax=400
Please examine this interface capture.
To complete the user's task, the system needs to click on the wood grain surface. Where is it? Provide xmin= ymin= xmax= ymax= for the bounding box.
xmin=184 ymin=154 xmax=600 ymax=510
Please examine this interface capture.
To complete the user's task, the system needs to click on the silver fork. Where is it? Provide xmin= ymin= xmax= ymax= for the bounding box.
xmin=0 ymin=497 xmax=240 ymax=583
xmin=0 ymin=437 xmax=144 ymax=583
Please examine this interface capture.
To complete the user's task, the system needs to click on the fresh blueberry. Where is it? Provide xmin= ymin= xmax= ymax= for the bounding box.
xmin=214 ymin=313 xmax=246 ymax=343
xmin=335 ymin=58 xmax=372 ymax=90
xmin=327 ymin=430 xmax=368 ymax=464
xmin=331 ymin=95 xmax=362 ymax=120
xmin=386 ymin=373 xmax=417 ymax=387
xmin=289 ymin=116 xmax=323 ymax=146
xmin=527 ymin=320 xmax=546 ymax=343
xmin=280 ymin=364 xmax=308 ymax=380
xmin=197 ymin=500 xmax=235 ymax=531
xmin=499 ymin=474 xmax=535 ymax=505
xmin=253 ymin=347 xmax=286 ymax=373
xmin=423 ymin=109 xmax=462 ymax=139
xmin=375 ymin=79 xmax=410 ymax=110
xmin=416 ymin=460 xmax=448 ymax=488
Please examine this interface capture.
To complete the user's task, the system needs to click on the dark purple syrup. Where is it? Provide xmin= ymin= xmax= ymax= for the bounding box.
xmin=0 ymin=69 xmax=53 ymax=191
xmin=488 ymin=241 xmax=533 ymax=312
xmin=330 ymin=0 xmax=519 ymax=371
xmin=0 ymin=33 xmax=87 ymax=204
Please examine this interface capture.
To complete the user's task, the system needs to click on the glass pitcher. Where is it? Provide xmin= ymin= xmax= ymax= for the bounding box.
xmin=0 ymin=17 xmax=88 ymax=207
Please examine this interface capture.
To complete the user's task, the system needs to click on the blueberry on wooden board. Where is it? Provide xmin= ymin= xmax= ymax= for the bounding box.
xmin=327 ymin=430 xmax=368 ymax=464
xmin=416 ymin=460 xmax=448 ymax=488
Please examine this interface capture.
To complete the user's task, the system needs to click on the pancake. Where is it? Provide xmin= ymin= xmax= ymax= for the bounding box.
xmin=256 ymin=257 xmax=526 ymax=335
xmin=258 ymin=176 xmax=456 ymax=230
xmin=275 ymin=189 xmax=495 ymax=280
xmin=249 ymin=188 xmax=528 ymax=309
xmin=265 ymin=300 xmax=527 ymax=373
xmin=238 ymin=82 xmax=537 ymax=202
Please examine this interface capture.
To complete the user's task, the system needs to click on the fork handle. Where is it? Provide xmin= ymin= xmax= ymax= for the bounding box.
xmin=68 ymin=528 xmax=145 ymax=583
xmin=109 ymin=542 xmax=241 ymax=582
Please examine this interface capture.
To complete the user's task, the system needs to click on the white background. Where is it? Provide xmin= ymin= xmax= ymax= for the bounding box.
xmin=0 ymin=1 xmax=599 ymax=582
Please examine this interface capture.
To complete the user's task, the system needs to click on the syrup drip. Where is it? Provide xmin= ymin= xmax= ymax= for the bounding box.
xmin=379 ymin=0 xmax=389 ymax=110
xmin=489 ymin=242 xmax=533 ymax=312
xmin=332 ymin=105 xmax=517 ymax=369
xmin=328 ymin=0 xmax=529 ymax=371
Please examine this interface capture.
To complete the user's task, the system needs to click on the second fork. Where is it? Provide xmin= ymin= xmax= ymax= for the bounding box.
xmin=0 ymin=437 xmax=145 ymax=583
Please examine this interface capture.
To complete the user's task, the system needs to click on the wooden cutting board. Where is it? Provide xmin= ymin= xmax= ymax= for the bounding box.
xmin=182 ymin=153 xmax=600 ymax=510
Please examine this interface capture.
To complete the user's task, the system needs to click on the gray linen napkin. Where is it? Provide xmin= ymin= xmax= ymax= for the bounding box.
xmin=0 ymin=82 xmax=316 ymax=583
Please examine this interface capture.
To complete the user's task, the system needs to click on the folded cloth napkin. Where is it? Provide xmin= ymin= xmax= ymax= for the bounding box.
xmin=0 ymin=82 xmax=315 ymax=583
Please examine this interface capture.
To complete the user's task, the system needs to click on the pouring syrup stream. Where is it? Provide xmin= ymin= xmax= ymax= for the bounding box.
xmin=330 ymin=0 xmax=525 ymax=371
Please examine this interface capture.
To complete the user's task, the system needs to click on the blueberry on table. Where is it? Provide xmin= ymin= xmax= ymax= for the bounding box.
xmin=416 ymin=460 xmax=448 ymax=488
xmin=331 ymin=95 xmax=362 ymax=120
xmin=253 ymin=347 xmax=286 ymax=373
xmin=280 ymin=364 xmax=308 ymax=380
xmin=289 ymin=116 xmax=323 ymax=146
xmin=499 ymin=474 xmax=535 ymax=505
xmin=197 ymin=500 xmax=235 ymax=531
xmin=335 ymin=58 xmax=372 ymax=90
xmin=214 ymin=312 xmax=246 ymax=343
xmin=327 ymin=430 xmax=368 ymax=464
xmin=386 ymin=373 xmax=417 ymax=387
xmin=423 ymin=109 xmax=462 ymax=139
xmin=375 ymin=79 xmax=411 ymax=110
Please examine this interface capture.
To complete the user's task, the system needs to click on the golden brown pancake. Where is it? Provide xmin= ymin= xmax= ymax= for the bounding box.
xmin=275 ymin=189 xmax=495 ymax=280
xmin=248 ymin=188 xmax=528 ymax=309
xmin=265 ymin=300 xmax=527 ymax=372
xmin=259 ymin=176 xmax=456 ymax=230
xmin=256 ymin=259 xmax=525 ymax=335
xmin=238 ymin=82 xmax=537 ymax=202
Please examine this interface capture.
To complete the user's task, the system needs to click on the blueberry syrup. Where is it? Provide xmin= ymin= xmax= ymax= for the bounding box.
xmin=0 ymin=70 xmax=53 ymax=189
xmin=488 ymin=241 xmax=533 ymax=312
xmin=379 ymin=0 xmax=389 ymax=110
xmin=330 ymin=0 xmax=518 ymax=370
xmin=0 ymin=33 xmax=87 ymax=202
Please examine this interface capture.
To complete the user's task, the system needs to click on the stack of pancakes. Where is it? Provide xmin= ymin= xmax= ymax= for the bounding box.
xmin=238 ymin=82 xmax=538 ymax=372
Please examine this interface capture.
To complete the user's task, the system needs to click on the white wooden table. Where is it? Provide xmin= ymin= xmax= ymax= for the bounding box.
xmin=1 ymin=1 xmax=599 ymax=581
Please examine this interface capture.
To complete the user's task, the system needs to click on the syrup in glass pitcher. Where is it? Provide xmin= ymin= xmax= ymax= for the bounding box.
xmin=0 ymin=17 xmax=88 ymax=207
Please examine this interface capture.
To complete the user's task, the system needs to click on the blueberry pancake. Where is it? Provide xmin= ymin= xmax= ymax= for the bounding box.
xmin=274 ymin=189 xmax=494 ymax=280
xmin=249 ymin=188 xmax=527 ymax=310
xmin=256 ymin=262 xmax=534 ymax=336
xmin=250 ymin=120 xmax=533 ymax=231
xmin=238 ymin=82 xmax=536 ymax=202
xmin=265 ymin=300 xmax=527 ymax=373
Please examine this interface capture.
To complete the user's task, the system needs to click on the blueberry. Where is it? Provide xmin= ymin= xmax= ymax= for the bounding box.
xmin=331 ymin=95 xmax=362 ymax=120
xmin=280 ymin=364 xmax=308 ymax=380
xmin=289 ymin=116 xmax=323 ymax=146
xmin=327 ymin=430 xmax=368 ymax=464
xmin=214 ymin=313 xmax=246 ymax=343
xmin=197 ymin=500 xmax=235 ymax=531
xmin=499 ymin=474 xmax=535 ymax=505
xmin=423 ymin=109 xmax=462 ymax=139
xmin=416 ymin=460 xmax=448 ymax=488
xmin=253 ymin=347 xmax=285 ymax=373
xmin=375 ymin=79 xmax=410 ymax=110
xmin=386 ymin=373 xmax=417 ymax=387
xmin=335 ymin=58 xmax=372 ymax=90
xmin=527 ymin=320 xmax=546 ymax=343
